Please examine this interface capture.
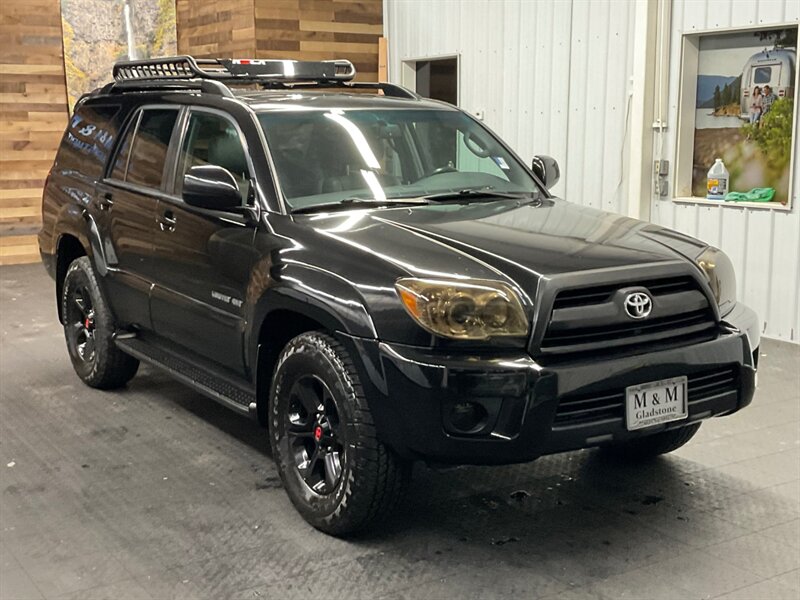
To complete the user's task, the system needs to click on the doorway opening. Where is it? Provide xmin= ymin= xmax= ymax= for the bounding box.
xmin=403 ymin=56 xmax=459 ymax=105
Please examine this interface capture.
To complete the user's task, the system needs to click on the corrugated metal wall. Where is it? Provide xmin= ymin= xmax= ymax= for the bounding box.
xmin=650 ymin=0 xmax=800 ymax=342
xmin=384 ymin=0 xmax=636 ymax=213
xmin=384 ymin=0 xmax=800 ymax=342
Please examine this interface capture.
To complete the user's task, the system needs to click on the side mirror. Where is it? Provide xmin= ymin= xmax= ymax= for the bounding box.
xmin=531 ymin=155 xmax=560 ymax=190
xmin=182 ymin=165 xmax=242 ymax=211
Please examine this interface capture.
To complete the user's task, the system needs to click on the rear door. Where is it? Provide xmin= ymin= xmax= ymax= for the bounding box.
xmin=96 ymin=106 xmax=180 ymax=329
xmin=149 ymin=107 xmax=260 ymax=373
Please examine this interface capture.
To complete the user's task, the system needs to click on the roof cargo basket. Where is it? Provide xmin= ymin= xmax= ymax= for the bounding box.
xmin=106 ymin=55 xmax=418 ymax=99
xmin=113 ymin=55 xmax=356 ymax=85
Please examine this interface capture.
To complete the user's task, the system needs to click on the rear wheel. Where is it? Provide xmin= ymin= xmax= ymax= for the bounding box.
xmin=269 ymin=331 xmax=410 ymax=536
xmin=62 ymin=257 xmax=139 ymax=389
xmin=601 ymin=423 xmax=702 ymax=459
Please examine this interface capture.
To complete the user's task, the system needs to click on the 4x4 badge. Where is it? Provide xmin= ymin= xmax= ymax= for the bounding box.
xmin=624 ymin=292 xmax=652 ymax=319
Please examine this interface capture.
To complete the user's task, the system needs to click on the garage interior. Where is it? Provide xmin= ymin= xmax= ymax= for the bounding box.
xmin=2 ymin=265 xmax=798 ymax=599
xmin=2 ymin=0 xmax=800 ymax=599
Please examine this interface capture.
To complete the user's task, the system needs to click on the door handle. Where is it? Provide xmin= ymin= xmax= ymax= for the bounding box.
xmin=158 ymin=210 xmax=177 ymax=232
xmin=97 ymin=193 xmax=114 ymax=211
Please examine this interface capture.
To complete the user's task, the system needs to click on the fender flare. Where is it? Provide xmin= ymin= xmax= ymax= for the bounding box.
xmin=54 ymin=203 xmax=112 ymax=275
xmin=246 ymin=272 xmax=377 ymax=372
xmin=53 ymin=204 xmax=114 ymax=322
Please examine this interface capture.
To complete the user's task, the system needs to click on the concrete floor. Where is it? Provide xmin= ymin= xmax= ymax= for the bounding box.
xmin=1 ymin=263 xmax=798 ymax=600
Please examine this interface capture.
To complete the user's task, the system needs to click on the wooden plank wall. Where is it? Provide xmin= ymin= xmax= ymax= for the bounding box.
xmin=253 ymin=0 xmax=383 ymax=81
xmin=0 ymin=0 xmax=382 ymax=266
xmin=176 ymin=0 xmax=383 ymax=81
xmin=0 ymin=0 xmax=69 ymax=265
xmin=176 ymin=0 xmax=256 ymax=57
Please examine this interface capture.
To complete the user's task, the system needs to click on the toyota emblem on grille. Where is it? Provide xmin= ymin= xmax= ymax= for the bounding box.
xmin=623 ymin=292 xmax=652 ymax=319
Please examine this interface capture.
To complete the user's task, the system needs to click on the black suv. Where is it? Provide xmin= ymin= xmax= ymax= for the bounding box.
xmin=40 ymin=56 xmax=759 ymax=535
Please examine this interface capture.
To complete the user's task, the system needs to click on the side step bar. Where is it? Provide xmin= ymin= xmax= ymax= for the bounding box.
xmin=115 ymin=337 xmax=257 ymax=419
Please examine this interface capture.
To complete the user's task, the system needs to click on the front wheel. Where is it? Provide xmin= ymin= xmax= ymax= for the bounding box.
xmin=62 ymin=257 xmax=139 ymax=389
xmin=600 ymin=423 xmax=702 ymax=460
xmin=269 ymin=331 xmax=410 ymax=536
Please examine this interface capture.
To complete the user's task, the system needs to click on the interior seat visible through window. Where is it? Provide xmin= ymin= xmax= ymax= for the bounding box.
xmin=178 ymin=111 xmax=252 ymax=203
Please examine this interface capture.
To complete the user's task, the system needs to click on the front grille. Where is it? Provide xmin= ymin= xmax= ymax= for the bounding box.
xmin=553 ymin=366 xmax=738 ymax=428
xmin=551 ymin=276 xmax=696 ymax=310
xmin=542 ymin=309 xmax=711 ymax=347
xmin=539 ymin=276 xmax=718 ymax=359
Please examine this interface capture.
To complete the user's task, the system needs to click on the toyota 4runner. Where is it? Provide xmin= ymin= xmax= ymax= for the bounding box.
xmin=39 ymin=56 xmax=759 ymax=535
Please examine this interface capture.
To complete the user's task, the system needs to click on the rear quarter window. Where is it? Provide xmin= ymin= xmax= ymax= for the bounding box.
xmin=55 ymin=104 xmax=121 ymax=179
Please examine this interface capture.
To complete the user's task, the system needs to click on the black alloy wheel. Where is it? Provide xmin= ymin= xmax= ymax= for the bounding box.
xmin=65 ymin=283 xmax=97 ymax=364
xmin=286 ymin=375 xmax=345 ymax=495
xmin=269 ymin=331 xmax=410 ymax=536
xmin=61 ymin=257 xmax=139 ymax=389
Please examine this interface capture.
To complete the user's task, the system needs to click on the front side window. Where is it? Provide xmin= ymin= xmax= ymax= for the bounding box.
xmin=257 ymin=109 xmax=540 ymax=212
xmin=124 ymin=109 xmax=179 ymax=189
xmin=177 ymin=111 xmax=251 ymax=202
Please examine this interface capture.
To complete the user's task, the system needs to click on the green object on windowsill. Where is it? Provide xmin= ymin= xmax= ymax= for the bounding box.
xmin=724 ymin=188 xmax=776 ymax=203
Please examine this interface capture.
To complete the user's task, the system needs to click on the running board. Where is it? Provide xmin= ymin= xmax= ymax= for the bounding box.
xmin=115 ymin=337 xmax=257 ymax=419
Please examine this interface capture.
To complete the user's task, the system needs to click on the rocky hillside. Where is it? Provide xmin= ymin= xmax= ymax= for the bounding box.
xmin=61 ymin=0 xmax=176 ymax=106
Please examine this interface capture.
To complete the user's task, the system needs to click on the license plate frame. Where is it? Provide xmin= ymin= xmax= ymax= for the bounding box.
xmin=625 ymin=376 xmax=688 ymax=431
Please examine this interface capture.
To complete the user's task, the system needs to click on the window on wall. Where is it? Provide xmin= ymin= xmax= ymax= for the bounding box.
xmin=675 ymin=25 xmax=798 ymax=208
xmin=411 ymin=57 xmax=458 ymax=105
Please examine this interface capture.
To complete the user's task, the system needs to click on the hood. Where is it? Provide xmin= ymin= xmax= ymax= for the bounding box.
xmin=293 ymin=198 xmax=708 ymax=345
xmin=302 ymin=198 xmax=703 ymax=286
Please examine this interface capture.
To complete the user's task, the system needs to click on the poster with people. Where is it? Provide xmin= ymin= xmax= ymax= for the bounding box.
xmin=61 ymin=0 xmax=177 ymax=110
xmin=692 ymin=26 xmax=797 ymax=205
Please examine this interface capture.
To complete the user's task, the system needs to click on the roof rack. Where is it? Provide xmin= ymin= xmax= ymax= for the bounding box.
xmin=113 ymin=55 xmax=357 ymax=84
xmin=106 ymin=55 xmax=418 ymax=99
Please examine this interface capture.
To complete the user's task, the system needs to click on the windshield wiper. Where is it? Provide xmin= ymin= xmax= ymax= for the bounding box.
xmin=420 ymin=188 xmax=536 ymax=202
xmin=291 ymin=197 xmax=429 ymax=215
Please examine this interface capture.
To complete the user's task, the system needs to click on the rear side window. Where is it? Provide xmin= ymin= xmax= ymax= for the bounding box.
xmin=125 ymin=109 xmax=179 ymax=189
xmin=55 ymin=104 xmax=120 ymax=178
xmin=110 ymin=113 xmax=138 ymax=181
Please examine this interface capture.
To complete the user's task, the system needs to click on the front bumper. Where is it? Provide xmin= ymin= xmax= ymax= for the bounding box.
xmin=723 ymin=301 xmax=760 ymax=358
xmin=344 ymin=303 xmax=757 ymax=465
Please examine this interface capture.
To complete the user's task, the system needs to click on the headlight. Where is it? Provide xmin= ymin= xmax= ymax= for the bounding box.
xmin=695 ymin=247 xmax=736 ymax=315
xmin=395 ymin=278 xmax=528 ymax=340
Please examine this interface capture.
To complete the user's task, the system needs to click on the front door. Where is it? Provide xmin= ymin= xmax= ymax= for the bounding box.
xmin=150 ymin=108 xmax=259 ymax=373
xmin=97 ymin=107 xmax=180 ymax=330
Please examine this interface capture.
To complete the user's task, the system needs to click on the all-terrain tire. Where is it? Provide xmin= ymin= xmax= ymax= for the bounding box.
xmin=269 ymin=331 xmax=410 ymax=536
xmin=61 ymin=256 xmax=139 ymax=389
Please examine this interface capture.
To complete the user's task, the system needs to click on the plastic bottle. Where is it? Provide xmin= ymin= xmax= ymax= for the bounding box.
xmin=706 ymin=158 xmax=729 ymax=200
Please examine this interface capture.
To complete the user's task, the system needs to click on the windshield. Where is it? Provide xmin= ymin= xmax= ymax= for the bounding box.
xmin=256 ymin=109 xmax=541 ymax=212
